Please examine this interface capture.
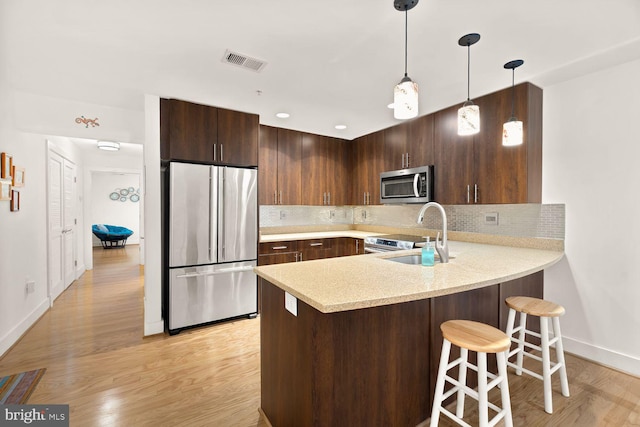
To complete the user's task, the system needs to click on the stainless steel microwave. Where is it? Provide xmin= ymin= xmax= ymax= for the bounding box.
xmin=380 ymin=165 xmax=434 ymax=204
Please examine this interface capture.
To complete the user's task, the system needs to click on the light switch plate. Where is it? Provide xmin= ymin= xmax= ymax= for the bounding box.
xmin=285 ymin=292 xmax=298 ymax=316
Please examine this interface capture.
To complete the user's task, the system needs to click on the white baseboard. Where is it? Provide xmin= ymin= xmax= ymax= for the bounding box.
xmin=144 ymin=320 xmax=164 ymax=336
xmin=0 ymin=299 xmax=49 ymax=357
xmin=563 ymin=336 xmax=640 ymax=377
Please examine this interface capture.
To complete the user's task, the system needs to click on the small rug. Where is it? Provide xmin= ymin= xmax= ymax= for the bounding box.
xmin=0 ymin=368 xmax=46 ymax=404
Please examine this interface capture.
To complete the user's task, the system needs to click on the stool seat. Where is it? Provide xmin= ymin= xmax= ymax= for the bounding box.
xmin=442 ymin=320 xmax=510 ymax=353
xmin=505 ymin=296 xmax=565 ymax=317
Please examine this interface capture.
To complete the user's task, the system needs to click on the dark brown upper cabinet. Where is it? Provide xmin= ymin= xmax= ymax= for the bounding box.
xmin=301 ymin=134 xmax=347 ymax=206
xmin=258 ymin=126 xmax=302 ymax=205
xmin=160 ymin=98 xmax=258 ymax=167
xmin=434 ymin=82 xmax=542 ymax=204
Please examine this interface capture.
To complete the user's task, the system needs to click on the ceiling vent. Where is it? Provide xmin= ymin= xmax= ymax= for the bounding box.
xmin=222 ymin=50 xmax=267 ymax=72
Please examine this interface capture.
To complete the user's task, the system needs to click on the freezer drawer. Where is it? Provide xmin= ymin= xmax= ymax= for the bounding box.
xmin=169 ymin=261 xmax=257 ymax=331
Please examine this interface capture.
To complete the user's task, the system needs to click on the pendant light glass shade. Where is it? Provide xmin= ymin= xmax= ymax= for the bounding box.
xmin=502 ymin=59 xmax=524 ymax=146
xmin=393 ymin=0 xmax=419 ymax=120
xmin=502 ymin=119 xmax=523 ymax=146
xmin=457 ymin=33 xmax=481 ymax=136
xmin=394 ymin=76 xmax=419 ymax=119
xmin=458 ymin=102 xmax=480 ymax=135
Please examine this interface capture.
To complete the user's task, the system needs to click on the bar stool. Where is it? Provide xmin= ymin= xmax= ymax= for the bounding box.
xmin=430 ymin=320 xmax=513 ymax=427
xmin=505 ymin=296 xmax=570 ymax=414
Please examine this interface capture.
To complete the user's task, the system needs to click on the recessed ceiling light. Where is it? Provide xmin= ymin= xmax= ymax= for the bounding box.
xmin=387 ymin=103 xmax=394 ymax=109
xmin=276 ymin=112 xmax=290 ymax=118
xmin=335 ymin=125 xmax=347 ymax=130
xmin=97 ymin=141 xmax=120 ymax=151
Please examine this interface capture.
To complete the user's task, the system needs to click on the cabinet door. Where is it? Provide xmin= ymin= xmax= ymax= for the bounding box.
xmin=259 ymin=125 xmax=279 ymax=205
xmin=163 ymin=99 xmax=217 ymax=162
xmin=277 ymin=129 xmax=302 ymax=205
xmin=351 ymin=131 xmax=385 ymax=205
xmin=326 ymin=138 xmax=347 ymax=206
xmin=258 ymin=252 xmax=299 ymax=266
xmin=473 ymin=83 xmax=541 ymax=204
xmin=217 ymin=108 xmax=258 ymax=166
xmin=408 ymin=114 xmax=435 ymax=169
xmin=301 ymin=133 xmax=328 ymax=205
xmin=384 ymin=122 xmax=409 ymax=171
xmin=338 ymin=238 xmax=364 ymax=256
xmin=434 ymin=105 xmax=474 ymax=204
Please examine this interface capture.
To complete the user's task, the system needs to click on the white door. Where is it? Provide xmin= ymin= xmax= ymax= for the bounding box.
xmin=63 ymin=159 xmax=76 ymax=288
xmin=48 ymin=151 xmax=77 ymax=302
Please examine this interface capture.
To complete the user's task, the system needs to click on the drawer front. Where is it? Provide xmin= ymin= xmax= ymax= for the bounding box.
xmin=259 ymin=240 xmax=299 ymax=255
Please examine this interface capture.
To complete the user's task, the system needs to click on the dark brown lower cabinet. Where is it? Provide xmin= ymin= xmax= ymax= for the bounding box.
xmin=260 ymin=272 xmax=543 ymax=426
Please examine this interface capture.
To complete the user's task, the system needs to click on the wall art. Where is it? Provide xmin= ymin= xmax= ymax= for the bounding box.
xmin=12 ymin=165 xmax=24 ymax=187
xmin=10 ymin=190 xmax=19 ymax=211
xmin=0 ymin=181 xmax=10 ymax=201
xmin=1 ymin=152 xmax=12 ymax=179
xmin=75 ymin=116 xmax=100 ymax=128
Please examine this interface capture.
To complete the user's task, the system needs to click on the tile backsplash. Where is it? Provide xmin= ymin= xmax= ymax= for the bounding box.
xmin=260 ymin=204 xmax=565 ymax=240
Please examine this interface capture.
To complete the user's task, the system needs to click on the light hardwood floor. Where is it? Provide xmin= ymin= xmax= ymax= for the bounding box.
xmin=0 ymin=246 xmax=638 ymax=426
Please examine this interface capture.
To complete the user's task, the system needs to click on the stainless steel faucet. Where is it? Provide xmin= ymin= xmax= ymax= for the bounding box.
xmin=416 ymin=202 xmax=449 ymax=263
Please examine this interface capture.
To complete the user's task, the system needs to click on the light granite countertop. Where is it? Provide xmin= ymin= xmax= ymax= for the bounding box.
xmin=254 ymin=241 xmax=564 ymax=314
xmin=260 ymin=230 xmax=383 ymax=242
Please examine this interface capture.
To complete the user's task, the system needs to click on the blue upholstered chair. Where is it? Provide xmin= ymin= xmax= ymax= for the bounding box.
xmin=91 ymin=224 xmax=134 ymax=249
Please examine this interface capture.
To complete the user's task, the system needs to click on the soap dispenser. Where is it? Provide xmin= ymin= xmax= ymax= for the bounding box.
xmin=422 ymin=237 xmax=435 ymax=266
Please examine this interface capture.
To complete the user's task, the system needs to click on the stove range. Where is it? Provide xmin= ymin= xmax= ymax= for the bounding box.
xmin=364 ymin=234 xmax=434 ymax=253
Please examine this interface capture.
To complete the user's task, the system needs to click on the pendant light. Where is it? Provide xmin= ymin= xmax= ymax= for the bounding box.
xmin=393 ymin=0 xmax=419 ymax=120
xmin=502 ymin=59 xmax=524 ymax=146
xmin=457 ymin=33 xmax=481 ymax=135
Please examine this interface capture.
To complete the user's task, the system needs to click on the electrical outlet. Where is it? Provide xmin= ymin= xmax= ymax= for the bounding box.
xmin=280 ymin=210 xmax=287 ymax=220
xmin=25 ymin=280 xmax=35 ymax=294
xmin=330 ymin=210 xmax=335 ymax=219
xmin=361 ymin=210 xmax=367 ymax=220
xmin=484 ymin=212 xmax=499 ymax=225
xmin=285 ymin=292 xmax=297 ymax=316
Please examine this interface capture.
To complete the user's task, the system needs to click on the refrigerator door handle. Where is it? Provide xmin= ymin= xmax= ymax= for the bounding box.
xmin=219 ymin=167 xmax=226 ymax=261
xmin=175 ymin=266 xmax=254 ymax=279
xmin=208 ymin=168 xmax=213 ymax=261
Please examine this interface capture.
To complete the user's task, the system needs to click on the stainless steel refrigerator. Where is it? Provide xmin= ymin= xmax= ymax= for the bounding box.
xmin=167 ymin=162 xmax=257 ymax=334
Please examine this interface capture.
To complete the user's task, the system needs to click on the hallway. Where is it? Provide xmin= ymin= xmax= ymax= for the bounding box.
xmin=0 ymin=245 xmax=263 ymax=426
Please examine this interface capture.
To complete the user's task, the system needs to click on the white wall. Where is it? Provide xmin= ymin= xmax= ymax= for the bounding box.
xmin=543 ymin=58 xmax=640 ymax=376
xmin=91 ymin=173 xmax=140 ymax=246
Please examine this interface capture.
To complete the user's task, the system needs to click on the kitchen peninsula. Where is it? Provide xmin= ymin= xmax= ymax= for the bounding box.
xmin=255 ymin=240 xmax=563 ymax=426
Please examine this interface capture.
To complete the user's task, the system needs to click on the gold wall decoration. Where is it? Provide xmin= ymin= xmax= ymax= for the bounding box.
xmin=75 ymin=116 xmax=100 ymax=128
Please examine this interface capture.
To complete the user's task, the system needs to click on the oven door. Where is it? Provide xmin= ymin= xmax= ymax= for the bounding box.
xmin=364 ymin=244 xmax=401 ymax=254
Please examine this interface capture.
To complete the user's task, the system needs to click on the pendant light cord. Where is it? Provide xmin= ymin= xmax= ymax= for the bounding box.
xmin=466 ymin=44 xmax=471 ymax=101
xmin=510 ymin=69 xmax=515 ymax=119
xmin=404 ymin=9 xmax=408 ymax=77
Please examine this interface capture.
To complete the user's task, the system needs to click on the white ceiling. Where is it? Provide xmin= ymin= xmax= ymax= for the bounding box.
xmin=3 ymin=0 xmax=640 ymax=140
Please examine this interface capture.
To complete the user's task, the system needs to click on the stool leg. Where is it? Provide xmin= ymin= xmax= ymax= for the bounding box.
xmin=430 ymin=339 xmax=451 ymax=427
xmin=497 ymin=351 xmax=513 ymax=427
xmin=477 ymin=352 xmax=489 ymax=427
xmin=553 ymin=316 xmax=570 ymax=398
xmin=456 ymin=348 xmax=468 ymax=418
xmin=515 ymin=312 xmax=527 ymax=375
xmin=540 ymin=316 xmax=553 ymax=414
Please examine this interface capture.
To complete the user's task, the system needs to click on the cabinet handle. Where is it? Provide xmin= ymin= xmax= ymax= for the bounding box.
xmin=323 ymin=192 xmax=327 ymax=205
xmin=299 ymin=253 xmax=303 ymax=261
xmin=355 ymin=240 xmax=359 ymax=253
xmin=309 ymin=242 xmax=323 ymax=247
xmin=272 ymin=246 xmax=288 ymax=250
xmin=466 ymin=185 xmax=470 ymax=204
xmin=401 ymin=153 xmax=405 ymax=168
xmin=273 ymin=191 xmax=277 ymax=205
xmin=474 ymin=184 xmax=478 ymax=204
xmin=220 ymin=144 xmax=224 ymax=162
xmin=406 ymin=152 xmax=410 ymax=168
xmin=367 ymin=192 xmax=371 ymax=205
xmin=363 ymin=192 xmax=367 ymax=205
xmin=295 ymin=253 xmax=298 ymax=262
xmin=213 ymin=144 xmax=217 ymax=161
xmin=279 ymin=191 xmax=282 ymax=205
xmin=328 ymin=192 xmax=331 ymax=205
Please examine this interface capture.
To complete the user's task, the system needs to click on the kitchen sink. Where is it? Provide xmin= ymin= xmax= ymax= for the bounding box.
xmin=384 ymin=254 xmax=429 ymax=265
